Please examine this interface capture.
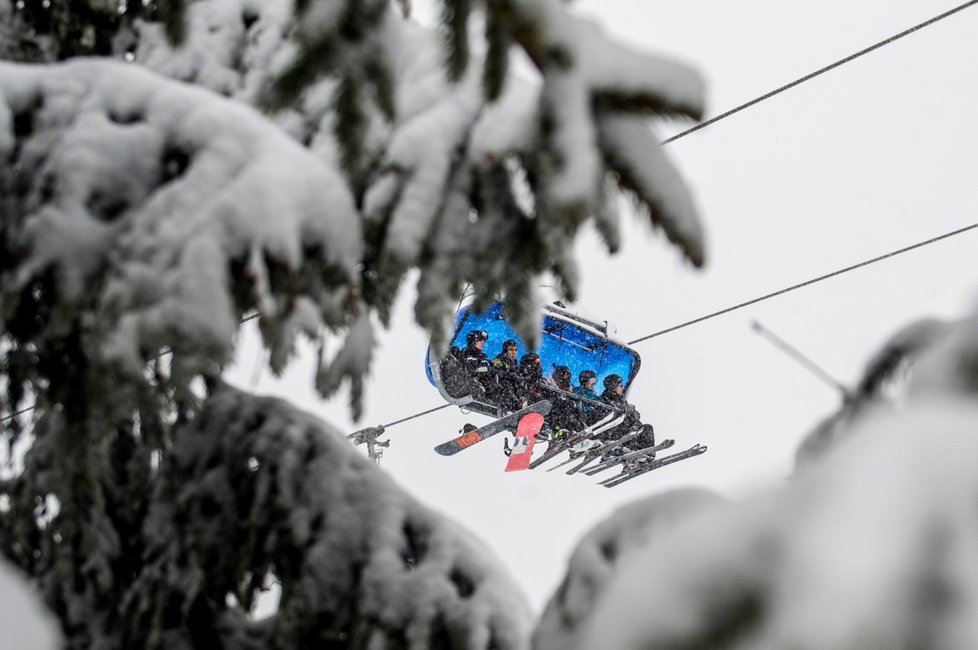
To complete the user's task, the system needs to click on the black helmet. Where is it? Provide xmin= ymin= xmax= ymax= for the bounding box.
xmin=520 ymin=352 xmax=540 ymax=368
xmin=520 ymin=352 xmax=542 ymax=379
xmin=466 ymin=330 xmax=488 ymax=346
xmin=502 ymin=339 xmax=518 ymax=352
xmin=553 ymin=365 xmax=571 ymax=383
xmin=579 ymin=369 xmax=597 ymax=385
xmin=603 ymin=374 xmax=623 ymax=390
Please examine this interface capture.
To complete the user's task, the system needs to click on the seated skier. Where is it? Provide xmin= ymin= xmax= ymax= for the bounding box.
xmin=459 ymin=329 xmax=490 ymax=373
xmin=572 ymin=369 xmax=600 ymax=424
xmin=484 ymin=339 xmax=525 ymax=411
xmin=517 ymin=352 xmax=545 ymax=403
xmin=491 ymin=339 xmax=519 ymax=370
xmin=597 ymin=374 xmax=658 ymax=454
xmin=544 ymin=364 xmax=573 ymax=392
xmin=439 ymin=329 xmax=492 ymax=402
xmin=542 ymin=365 xmax=585 ymax=440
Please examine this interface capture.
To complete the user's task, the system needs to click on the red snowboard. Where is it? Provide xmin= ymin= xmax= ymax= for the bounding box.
xmin=504 ymin=412 xmax=545 ymax=472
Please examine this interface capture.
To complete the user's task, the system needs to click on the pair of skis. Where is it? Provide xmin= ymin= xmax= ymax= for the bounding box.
xmin=543 ymin=421 xmax=707 ymax=485
xmin=432 ymin=399 xmax=706 ymax=485
xmin=546 ymin=425 xmax=647 ymax=474
xmin=528 ymin=408 xmax=629 ymax=470
xmin=555 ymin=430 xmax=670 ymax=475
xmin=544 ymin=433 xmax=706 ymax=487
xmin=598 ymin=444 xmax=708 ymax=488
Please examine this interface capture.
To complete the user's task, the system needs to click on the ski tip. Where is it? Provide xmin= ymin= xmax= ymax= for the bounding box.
xmin=434 ymin=443 xmax=458 ymax=456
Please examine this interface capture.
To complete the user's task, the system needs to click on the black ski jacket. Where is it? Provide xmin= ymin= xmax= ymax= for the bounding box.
xmin=459 ymin=344 xmax=489 ymax=374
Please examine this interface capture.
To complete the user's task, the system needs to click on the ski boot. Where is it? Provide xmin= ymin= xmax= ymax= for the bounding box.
xmin=537 ymin=426 xmax=552 ymax=443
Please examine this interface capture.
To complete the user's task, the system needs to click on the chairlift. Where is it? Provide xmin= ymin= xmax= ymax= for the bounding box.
xmin=425 ymin=298 xmax=642 ymax=417
xmin=351 ymin=295 xmax=707 ymax=484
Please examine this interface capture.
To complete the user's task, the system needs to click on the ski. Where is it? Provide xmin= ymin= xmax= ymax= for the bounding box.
xmin=600 ymin=444 xmax=708 ymax=488
xmin=564 ymin=427 xmax=646 ymax=475
xmin=544 ymin=448 xmax=590 ymax=472
xmin=433 ymin=400 xmax=552 ymax=456
xmin=504 ymin=412 xmax=546 ymax=472
xmin=582 ymin=438 xmax=676 ymax=476
xmin=544 ymin=421 xmax=639 ymax=473
xmin=526 ymin=409 xmax=626 ymax=471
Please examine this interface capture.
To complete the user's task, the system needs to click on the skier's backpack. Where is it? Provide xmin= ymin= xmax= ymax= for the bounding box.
xmin=439 ymin=347 xmax=472 ymax=398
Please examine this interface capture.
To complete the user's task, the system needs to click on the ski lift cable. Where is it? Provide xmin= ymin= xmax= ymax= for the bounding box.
xmin=663 ymin=0 xmax=978 ymax=146
xmin=627 ymin=221 xmax=978 ymax=346
xmin=379 ymin=403 xmax=454 ymax=430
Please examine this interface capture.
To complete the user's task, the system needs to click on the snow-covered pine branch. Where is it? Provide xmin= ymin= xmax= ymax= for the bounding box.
xmin=528 ymin=307 xmax=978 ymax=649
xmin=907 ymin=307 xmax=978 ymax=401
xmin=125 ymin=385 xmax=531 ymax=649
xmin=126 ymin=0 xmax=706 ymax=349
xmin=534 ymin=489 xmax=726 ymax=650
xmin=0 ymin=2 xmax=715 ymax=647
xmin=0 ymin=560 xmax=61 ymax=649
xmin=567 ymin=396 xmax=978 ymax=649
xmin=0 ymin=58 xmax=370 ymax=417
xmin=796 ymin=318 xmax=949 ymax=467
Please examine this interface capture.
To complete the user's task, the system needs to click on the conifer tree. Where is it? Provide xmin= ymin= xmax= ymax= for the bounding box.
xmin=0 ymin=0 xmax=707 ymax=646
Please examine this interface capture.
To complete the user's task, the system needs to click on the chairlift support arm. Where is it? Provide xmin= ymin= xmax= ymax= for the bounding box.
xmin=751 ymin=320 xmax=852 ymax=400
xmin=347 ymin=425 xmax=391 ymax=465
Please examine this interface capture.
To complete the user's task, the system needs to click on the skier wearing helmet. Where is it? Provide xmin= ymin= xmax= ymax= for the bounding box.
xmin=573 ymin=369 xmax=600 ymax=421
xmin=461 ymin=329 xmax=490 ymax=373
xmin=600 ymin=374 xmax=626 ymax=399
xmin=543 ymin=365 xmax=585 ymax=438
xmin=546 ymin=365 xmax=573 ymax=392
xmin=445 ymin=329 xmax=489 ymax=402
xmin=599 ymin=374 xmax=657 ymax=451
xmin=576 ymin=370 xmax=599 ymax=397
xmin=439 ymin=332 xmax=484 ymax=400
xmin=486 ymin=339 xmax=523 ymax=410
xmin=518 ymin=352 xmax=543 ymax=382
xmin=491 ymin=339 xmax=519 ymax=370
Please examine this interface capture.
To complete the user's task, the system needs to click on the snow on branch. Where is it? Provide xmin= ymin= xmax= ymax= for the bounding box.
xmin=534 ymin=489 xmax=727 ymax=650
xmin=907 ymin=308 xmax=978 ymax=401
xmin=501 ymin=0 xmax=704 ymax=241
xmin=3 ymin=0 xmax=709 ymax=392
xmin=143 ymin=0 xmax=707 ymax=346
xmin=126 ymin=386 xmax=532 ymax=648
xmin=0 ymin=58 xmax=368 ymax=411
xmin=796 ymin=318 xmax=949 ymax=467
xmin=597 ymin=115 xmax=705 ymax=266
xmin=359 ymin=7 xmax=706 ymax=345
xmin=0 ymin=560 xmax=61 ymax=649
xmin=576 ymin=398 xmax=978 ymax=648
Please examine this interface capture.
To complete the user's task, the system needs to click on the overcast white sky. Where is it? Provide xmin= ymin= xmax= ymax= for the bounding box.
xmin=227 ymin=0 xmax=978 ymax=609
